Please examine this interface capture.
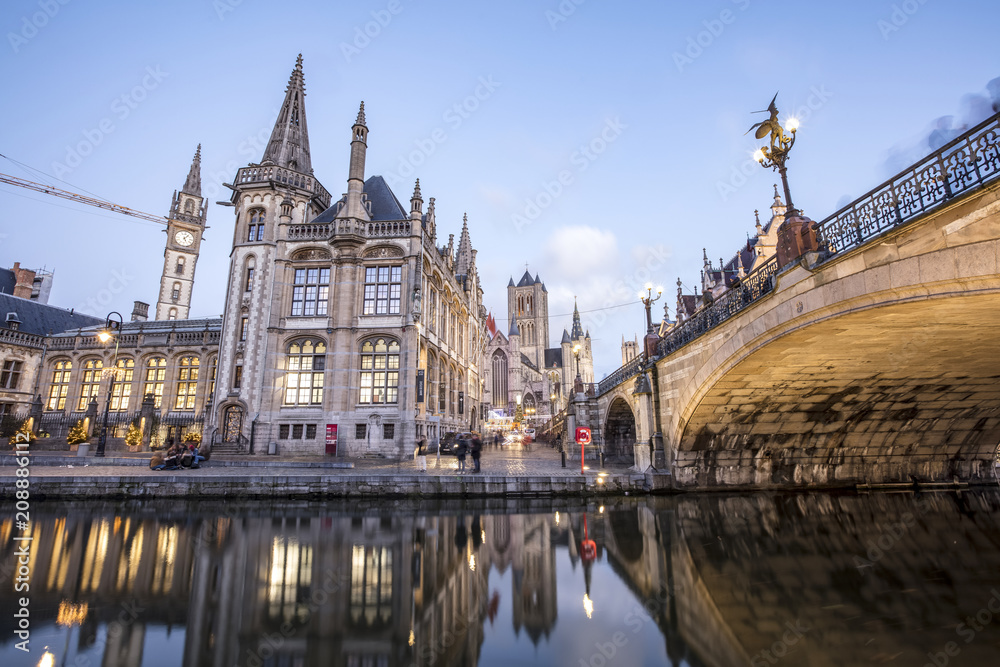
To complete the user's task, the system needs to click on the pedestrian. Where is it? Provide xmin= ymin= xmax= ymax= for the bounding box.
xmin=471 ymin=432 xmax=482 ymax=473
xmin=456 ymin=436 xmax=468 ymax=473
xmin=493 ymin=433 xmax=500 ymax=449
xmin=416 ymin=437 xmax=427 ymax=472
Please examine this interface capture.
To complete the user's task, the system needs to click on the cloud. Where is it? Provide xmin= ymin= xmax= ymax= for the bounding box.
xmin=543 ymin=225 xmax=620 ymax=282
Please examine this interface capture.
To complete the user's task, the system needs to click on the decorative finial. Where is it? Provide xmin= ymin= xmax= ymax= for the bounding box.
xmin=195 ymin=144 xmax=201 ymax=160
xmin=463 ymin=212 xmax=468 ymax=226
xmin=356 ymin=101 xmax=366 ymax=126
xmin=754 ymin=209 xmax=760 ymax=224
xmin=412 ymin=178 xmax=421 ymax=199
xmin=773 ymin=183 xmax=780 ymax=198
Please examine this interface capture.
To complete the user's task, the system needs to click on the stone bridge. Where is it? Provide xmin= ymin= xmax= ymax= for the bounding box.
xmin=594 ymin=112 xmax=1000 ymax=489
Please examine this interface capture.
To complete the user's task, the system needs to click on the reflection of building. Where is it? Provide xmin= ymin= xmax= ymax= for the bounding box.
xmin=483 ymin=274 xmax=594 ymax=425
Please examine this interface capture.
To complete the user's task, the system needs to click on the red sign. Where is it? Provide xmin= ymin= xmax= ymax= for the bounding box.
xmin=580 ymin=539 xmax=597 ymax=561
xmin=575 ymin=427 xmax=592 ymax=445
xmin=325 ymin=424 xmax=338 ymax=455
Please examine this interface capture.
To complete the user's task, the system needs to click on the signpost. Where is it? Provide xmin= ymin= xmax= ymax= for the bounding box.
xmin=575 ymin=427 xmax=591 ymax=475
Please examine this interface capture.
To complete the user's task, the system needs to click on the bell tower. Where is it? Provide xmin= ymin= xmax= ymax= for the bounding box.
xmin=155 ymin=145 xmax=207 ymax=320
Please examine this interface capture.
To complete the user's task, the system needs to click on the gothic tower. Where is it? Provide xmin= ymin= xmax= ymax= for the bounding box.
xmin=156 ymin=145 xmax=206 ymax=320
xmin=215 ymin=55 xmax=328 ymax=429
xmin=506 ymin=269 xmax=548 ymax=369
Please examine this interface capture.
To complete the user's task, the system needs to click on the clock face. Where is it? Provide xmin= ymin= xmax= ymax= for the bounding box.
xmin=175 ymin=231 xmax=195 ymax=247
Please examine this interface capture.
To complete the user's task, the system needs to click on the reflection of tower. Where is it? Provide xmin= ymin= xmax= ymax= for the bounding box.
xmin=510 ymin=515 xmax=558 ymax=644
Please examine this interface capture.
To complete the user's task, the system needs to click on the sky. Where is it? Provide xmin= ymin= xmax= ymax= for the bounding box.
xmin=0 ymin=0 xmax=997 ymax=379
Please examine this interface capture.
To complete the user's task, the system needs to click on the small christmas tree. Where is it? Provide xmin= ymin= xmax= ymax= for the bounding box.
xmin=67 ymin=420 xmax=89 ymax=446
xmin=182 ymin=432 xmax=202 ymax=446
xmin=125 ymin=422 xmax=142 ymax=448
xmin=12 ymin=422 xmax=36 ymax=446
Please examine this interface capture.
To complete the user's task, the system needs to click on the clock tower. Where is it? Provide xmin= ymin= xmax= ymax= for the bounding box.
xmin=156 ymin=145 xmax=207 ymax=320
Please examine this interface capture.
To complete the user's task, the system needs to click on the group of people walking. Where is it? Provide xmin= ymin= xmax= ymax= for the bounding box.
xmin=414 ymin=432 xmax=484 ymax=473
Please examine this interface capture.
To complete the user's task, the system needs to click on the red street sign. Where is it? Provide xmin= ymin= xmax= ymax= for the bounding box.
xmin=581 ymin=539 xmax=597 ymax=562
xmin=575 ymin=427 xmax=591 ymax=445
xmin=325 ymin=424 xmax=338 ymax=455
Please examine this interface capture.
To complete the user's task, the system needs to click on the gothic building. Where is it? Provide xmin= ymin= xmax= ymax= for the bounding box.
xmin=483 ymin=274 xmax=594 ymax=426
xmin=21 ymin=55 xmax=485 ymax=457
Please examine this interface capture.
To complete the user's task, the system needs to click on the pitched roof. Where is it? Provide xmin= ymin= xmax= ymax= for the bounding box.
xmin=0 ymin=293 xmax=103 ymax=337
xmin=561 ymin=329 xmax=571 ymax=344
xmin=509 ymin=316 xmax=519 ymax=336
xmin=311 ymin=175 xmax=409 ymax=223
xmin=0 ymin=268 xmax=16 ymax=296
xmin=520 ymin=353 xmax=538 ymax=372
xmin=516 ymin=270 xmax=534 ymax=287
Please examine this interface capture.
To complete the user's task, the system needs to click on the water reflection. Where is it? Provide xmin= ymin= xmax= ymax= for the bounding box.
xmin=2 ymin=491 xmax=1000 ymax=666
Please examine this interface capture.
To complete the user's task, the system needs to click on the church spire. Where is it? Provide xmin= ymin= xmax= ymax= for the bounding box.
xmin=571 ymin=298 xmax=584 ymax=338
xmin=455 ymin=213 xmax=474 ymax=275
xmin=261 ymin=54 xmax=312 ymax=174
xmin=182 ymin=144 xmax=201 ymax=196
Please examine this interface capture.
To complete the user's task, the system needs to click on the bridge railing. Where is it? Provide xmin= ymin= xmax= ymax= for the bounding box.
xmin=820 ymin=111 xmax=1000 ymax=255
xmin=598 ymin=355 xmax=645 ymax=396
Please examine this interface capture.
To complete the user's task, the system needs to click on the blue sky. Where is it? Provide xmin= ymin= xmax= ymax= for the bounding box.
xmin=1 ymin=0 xmax=997 ymax=377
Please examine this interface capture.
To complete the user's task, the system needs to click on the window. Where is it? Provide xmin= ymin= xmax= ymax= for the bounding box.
xmin=306 ymin=424 xmax=316 ymax=439
xmin=492 ymin=351 xmax=508 ymax=408
xmin=77 ymin=359 xmax=103 ymax=411
xmin=363 ymin=266 xmax=402 ymax=315
xmin=0 ymin=360 xmax=22 ymax=389
xmin=144 ymin=358 xmax=166 ymax=408
xmin=291 ymin=268 xmax=330 ymax=316
xmin=292 ymin=424 xmax=303 ymax=439
xmin=245 ymin=258 xmax=255 ymax=292
xmin=279 ymin=424 xmax=290 ymax=439
xmin=247 ymin=209 xmax=265 ymax=242
xmin=168 ymin=308 xmax=177 ymax=321
xmin=240 ymin=317 xmax=249 ymax=341
xmin=355 ymin=424 xmax=367 ymax=439
xmin=176 ymin=257 xmax=185 ymax=275
xmin=174 ymin=356 xmax=199 ymax=410
xmin=46 ymin=360 xmax=72 ymax=410
xmin=171 ymin=282 xmax=181 ymax=301
xmin=233 ymin=363 xmax=243 ymax=390
xmin=359 ymin=338 xmax=400 ymax=404
xmin=284 ymin=340 xmax=326 ymax=405
xmin=383 ymin=424 xmax=394 ymax=440
xmin=110 ymin=358 xmax=134 ymax=411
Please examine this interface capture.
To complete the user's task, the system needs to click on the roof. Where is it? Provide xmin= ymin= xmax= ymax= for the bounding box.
xmin=0 ymin=293 xmax=104 ymax=337
xmin=508 ymin=316 xmax=519 ymax=336
xmin=49 ymin=316 xmax=223 ymax=338
xmin=520 ymin=353 xmax=538 ymax=372
xmin=516 ymin=270 xmax=534 ymax=287
xmin=544 ymin=348 xmax=563 ymax=368
xmin=561 ymin=329 xmax=571 ymax=344
xmin=311 ymin=174 xmax=409 ymax=223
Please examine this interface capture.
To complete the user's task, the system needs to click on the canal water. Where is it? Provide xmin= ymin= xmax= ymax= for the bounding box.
xmin=3 ymin=491 xmax=1000 ymax=666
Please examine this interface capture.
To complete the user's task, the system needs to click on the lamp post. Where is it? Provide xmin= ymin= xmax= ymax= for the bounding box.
xmin=749 ymin=93 xmax=800 ymax=218
xmin=95 ymin=312 xmax=123 ymax=458
xmin=573 ymin=343 xmax=583 ymax=394
xmin=639 ymin=283 xmax=663 ymax=335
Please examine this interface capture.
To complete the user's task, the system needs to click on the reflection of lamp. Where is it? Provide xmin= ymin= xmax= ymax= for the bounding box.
xmin=38 ymin=649 xmax=55 ymax=667
xmin=583 ymin=593 xmax=594 ymax=619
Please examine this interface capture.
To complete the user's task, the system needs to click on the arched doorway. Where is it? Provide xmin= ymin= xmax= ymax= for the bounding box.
xmin=604 ymin=397 xmax=636 ymax=462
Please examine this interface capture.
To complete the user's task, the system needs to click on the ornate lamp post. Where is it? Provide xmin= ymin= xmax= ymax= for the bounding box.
xmin=749 ymin=94 xmax=820 ymax=267
xmin=95 ymin=312 xmax=123 ymax=457
xmin=639 ymin=283 xmax=663 ymax=334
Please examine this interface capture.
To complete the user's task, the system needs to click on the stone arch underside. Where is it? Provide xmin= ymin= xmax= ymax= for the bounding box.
xmin=677 ymin=293 xmax=1000 ymax=487
xmin=605 ymin=396 xmax=637 ymax=462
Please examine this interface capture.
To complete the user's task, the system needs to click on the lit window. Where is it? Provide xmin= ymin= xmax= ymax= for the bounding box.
xmin=245 ymin=257 xmax=255 ymax=292
xmin=233 ymin=363 xmax=243 ymax=389
xmin=291 ymin=268 xmax=330 ymax=316
xmin=174 ymin=356 xmax=199 ymax=410
xmin=110 ymin=358 xmax=134 ymax=411
xmin=359 ymin=338 xmax=399 ymax=404
xmin=77 ymin=359 xmax=103 ymax=411
xmin=240 ymin=317 xmax=249 ymax=341
xmin=363 ymin=266 xmax=402 ymax=315
xmin=144 ymin=358 xmax=166 ymax=408
xmin=284 ymin=340 xmax=326 ymax=406
xmin=0 ymin=360 xmax=22 ymax=389
xmin=46 ymin=360 xmax=72 ymax=411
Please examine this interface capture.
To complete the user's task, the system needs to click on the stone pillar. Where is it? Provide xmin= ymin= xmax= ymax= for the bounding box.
xmin=85 ymin=398 xmax=98 ymax=437
xmin=631 ymin=374 xmax=654 ymax=472
xmin=776 ymin=214 xmax=820 ymax=268
xmin=28 ymin=395 xmax=42 ymax=434
xmin=140 ymin=393 xmax=156 ymax=451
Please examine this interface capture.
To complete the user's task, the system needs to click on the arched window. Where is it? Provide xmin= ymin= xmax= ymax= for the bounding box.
xmin=360 ymin=338 xmax=400 ymax=404
xmin=46 ymin=360 xmax=72 ymax=411
xmin=284 ymin=340 xmax=326 ymax=405
xmin=247 ymin=209 xmax=265 ymax=242
xmin=491 ymin=351 xmax=508 ymax=408
xmin=77 ymin=359 xmax=103 ymax=411
xmin=110 ymin=358 xmax=134 ymax=411
xmin=171 ymin=282 xmax=181 ymax=301
xmin=168 ymin=308 xmax=178 ymax=321
xmin=184 ymin=200 xmax=194 ymax=214
xmin=174 ymin=356 xmax=199 ymax=410
xmin=144 ymin=358 xmax=166 ymax=408
xmin=244 ymin=257 xmax=255 ymax=292
xmin=175 ymin=256 xmax=186 ymax=275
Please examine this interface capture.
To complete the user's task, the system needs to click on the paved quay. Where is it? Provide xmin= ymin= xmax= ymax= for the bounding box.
xmin=0 ymin=444 xmax=661 ymax=499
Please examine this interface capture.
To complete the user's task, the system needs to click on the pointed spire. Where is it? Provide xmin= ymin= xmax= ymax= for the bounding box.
xmin=342 ymin=100 xmax=370 ymax=221
xmin=571 ymin=298 xmax=584 ymax=339
xmin=410 ymin=179 xmax=423 ymax=215
xmin=455 ymin=214 xmax=474 ymax=275
xmin=356 ymin=101 xmax=367 ymax=127
xmin=561 ymin=329 xmax=571 ymax=344
xmin=509 ymin=315 xmax=520 ymax=337
xmin=261 ymin=55 xmax=311 ymax=173
xmin=508 ymin=276 xmax=515 ymax=287
xmin=182 ymin=144 xmax=201 ymax=196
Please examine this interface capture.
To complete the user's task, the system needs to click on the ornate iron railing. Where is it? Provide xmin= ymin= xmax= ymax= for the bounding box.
xmin=657 ymin=255 xmax=779 ymax=359
xmin=821 ymin=112 xmax=1000 ymax=255
xmin=598 ymin=354 xmax=644 ymax=396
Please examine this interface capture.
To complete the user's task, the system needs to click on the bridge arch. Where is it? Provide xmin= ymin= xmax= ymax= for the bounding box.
xmin=604 ymin=396 xmax=637 ymax=462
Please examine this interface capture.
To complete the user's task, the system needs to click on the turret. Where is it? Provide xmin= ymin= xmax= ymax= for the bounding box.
xmin=342 ymin=102 xmax=371 ymax=221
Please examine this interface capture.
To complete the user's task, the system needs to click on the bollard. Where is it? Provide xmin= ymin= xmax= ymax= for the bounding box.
xmin=600 ymin=452 xmax=605 ymax=468
xmin=561 ymin=450 xmax=566 ymax=468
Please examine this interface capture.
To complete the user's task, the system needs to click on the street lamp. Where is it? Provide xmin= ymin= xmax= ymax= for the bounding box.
xmin=638 ymin=283 xmax=663 ymax=334
xmin=748 ymin=93 xmax=800 ymax=218
xmin=95 ymin=312 xmax=123 ymax=457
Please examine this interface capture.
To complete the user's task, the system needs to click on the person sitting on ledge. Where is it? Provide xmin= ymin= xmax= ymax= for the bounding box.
xmin=149 ymin=452 xmax=165 ymax=471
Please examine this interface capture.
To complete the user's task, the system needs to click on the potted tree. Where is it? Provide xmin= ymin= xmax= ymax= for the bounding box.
xmin=67 ymin=420 xmax=90 ymax=457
